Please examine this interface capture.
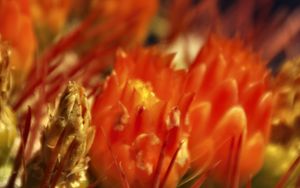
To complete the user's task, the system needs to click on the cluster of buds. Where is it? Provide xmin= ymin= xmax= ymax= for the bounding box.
xmin=25 ymin=82 xmax=94 ymax=188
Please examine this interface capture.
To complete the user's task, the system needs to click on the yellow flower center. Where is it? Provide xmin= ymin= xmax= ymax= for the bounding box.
xmin=128 ymin=79 xmax=159 ymax=108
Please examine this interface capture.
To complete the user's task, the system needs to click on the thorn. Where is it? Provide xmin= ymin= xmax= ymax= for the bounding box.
xmin=229 ymin=133 xmax=243 ymax=188
xmin=49 ymin=139 xmax=79 ymax=188
xmin=159 ymin=141 xmax=184 ymax=188
xmin=296 ymin=174 xmax=300 ymax=188
xmin=99 ymin=126 xmax=130 ymax=188
xmin=191 ymin=171 xmax=209 ymax=188
xmin=152 ymin=132 xmax=168 ymax=188
xmin=6 ymin=107 xmax=32 ymax=188
xmin=246 ymin=177 xmax=252 ymax=188
xmin=225 ymin=137 xmax=235 ymax=188
xmin=39 ymin=128 xmax=70 ymax=188
xmin=177 ymin=169 xmax=203 ymax=187
xmin=179 ymin=161 xmax=220 ymax=188
xmin=275 ymin=154 xmax=300 ymax=188
xmin=226 ymin=133 xmax=243 ymax=188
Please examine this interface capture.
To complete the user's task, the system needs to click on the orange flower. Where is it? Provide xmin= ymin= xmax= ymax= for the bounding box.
xmin=0 ymin=0 xmax=36 ymax=75
xmin=90 ymin=49 xmax=192 ymax=187
xmin=188 ymin=36 xmax=273 ymax=184
xmin=90 ymin=36 xmax=274 ymax=187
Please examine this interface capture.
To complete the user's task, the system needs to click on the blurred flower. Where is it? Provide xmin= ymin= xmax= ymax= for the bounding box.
xmin=165 ymin=0 xmax=300 ymax=61
xmin=12 ymin=0 xmax=159 ymax=115
xmin=256 ymin=142 xmax=300 ymax=187
xmin=0 ymin=41 xmax=17 ymax=166
xmin=0 ymin=41 xmax=17 ymax=185
xmin=0 ymin=0 xmax=36 ymax=77
xmin=30 ymin=0 xmax=72 ymax=33
xmin=272 ymin=57 xmax=300 ymax=132
xmin=92 ymin=0 xmax=158 ymax=44
xmin=187 ymin=35 xmax=273 ymax=185
xmin=257 ymin=57 xmax=300 ymax=187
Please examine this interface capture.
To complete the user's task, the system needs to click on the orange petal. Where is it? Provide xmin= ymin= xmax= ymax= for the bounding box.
xmin=239 ymin=132 xmax=265 ymax=181
xmin=213 ymin=106 xmax=246 ymax=145
xmin=189 ymin=102 xmax=211 ymax=142
xmin=208 ymin=79 xmax=238 ymax=131
xmin=252 ymin=92 xmax=273 ymax=140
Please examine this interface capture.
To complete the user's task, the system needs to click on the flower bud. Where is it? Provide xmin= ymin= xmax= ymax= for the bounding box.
xmin=25 ymin=82 xmax=94 ymax=188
